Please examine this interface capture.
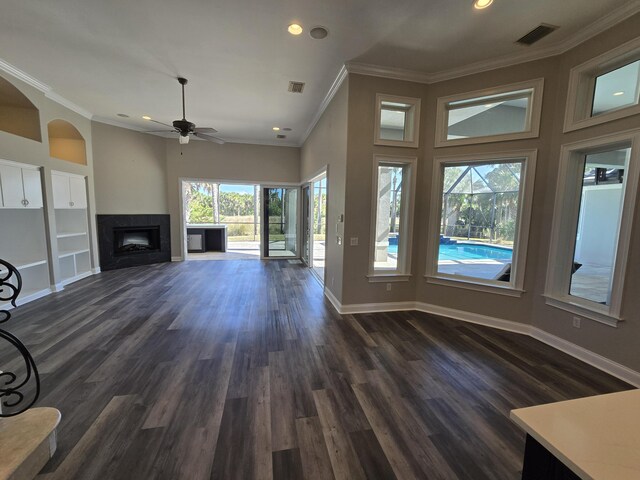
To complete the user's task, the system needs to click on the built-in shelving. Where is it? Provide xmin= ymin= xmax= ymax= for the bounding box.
xmin=52 ymin=171 xmax=91 ymax=286
xmin=0 ymin=161 xmax=51 ymax=309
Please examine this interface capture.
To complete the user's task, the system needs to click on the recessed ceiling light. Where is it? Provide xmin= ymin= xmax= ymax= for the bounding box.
xmin=310 ymin=26 xmax=328 ymax=40
xmin=142 ymin=115 xmax=152 ymax=120
xmin=117 ymin=113 xmax=129 ymax=118
xmin=613 ymin=91 xmax=625 ymax=96
xmin=288 ymin=23 xmax=303 ymax=35
xmin=272 ymin=127 xmax=281 ymax=131
xmin=473 ymin=0 xmax=493 ymax=9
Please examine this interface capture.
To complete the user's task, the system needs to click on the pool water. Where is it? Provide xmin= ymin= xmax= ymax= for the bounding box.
xmin=388 ymin=242 xmax=512 ymax=261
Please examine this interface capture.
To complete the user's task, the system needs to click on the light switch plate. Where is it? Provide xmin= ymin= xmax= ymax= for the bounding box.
xmin=350 ymin=237 xmax=359 ymax=246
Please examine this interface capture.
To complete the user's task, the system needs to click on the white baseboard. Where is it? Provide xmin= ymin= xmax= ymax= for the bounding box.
xmin=171 ymin=256 xmax=184 ymax=262
xmin=414 ymin=302 xmax=532 ymax=335
xmin=92 ymin=267 xmax=101 ymax=274
xmin=60 ymin=270 xmax=94 ymax=287
xmin=323 ymin=287 xmax=342 ymax=313
xmin=0 ymin=288 xmax=52 ymax=310
xmin=531 ymin=327 xmax=640 ymax=388
xmin=341 ymin=301 xmax=417 ymax=315
xmin=330 ymin=297 xmax=640 ymax=388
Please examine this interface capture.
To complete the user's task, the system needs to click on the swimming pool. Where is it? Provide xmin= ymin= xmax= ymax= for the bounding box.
xmin=388 ymin=242 xmax=512 ymax=261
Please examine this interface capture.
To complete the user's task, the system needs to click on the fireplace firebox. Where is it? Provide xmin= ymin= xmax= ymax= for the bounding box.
xmin=97 ymin=214 xmax=170 ymax=270
xmin=113 ymin=226 xmax=160 ymax=255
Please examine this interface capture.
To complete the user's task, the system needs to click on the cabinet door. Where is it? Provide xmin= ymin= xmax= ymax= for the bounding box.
xmin=69 ymin=176 xmax=87 ymax=209
xmin=21 ymin=169 xmax=43 ymax=208
xmin=0 ymin=164 xmax=25 ymax=207
xmin=52 ymin=173 xmax=71 ymax=209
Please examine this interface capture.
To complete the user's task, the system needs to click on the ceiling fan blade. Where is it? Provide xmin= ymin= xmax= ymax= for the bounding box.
xmin=193 ymin=132 xmax=225 ymax=144
xmin=194 ymin=127 xmax=218 ymax=134
xmin=144 ymin=130 xmax=177 ymax=133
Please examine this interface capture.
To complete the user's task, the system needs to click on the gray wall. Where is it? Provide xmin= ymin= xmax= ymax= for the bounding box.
xmin=301 ymin=80 xmax=349 ymax=301
xmin=91 ymin=122 xmax=168 ymax=215
xmin=338 ymin=13 xmax=640 ymax=373
xmin=165 ymin=140 xmax=300 ymax=258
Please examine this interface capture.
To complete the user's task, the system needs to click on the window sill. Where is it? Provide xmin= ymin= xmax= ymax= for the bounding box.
xmin=367 ymin=274 xmax=412 ymax=283
xmin=425 ymin=275 xmax=524 ymax=297
xmin=543 ymin=295 xmax=621 ymax=328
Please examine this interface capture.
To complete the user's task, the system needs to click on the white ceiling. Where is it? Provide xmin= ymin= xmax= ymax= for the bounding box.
xmin=0 ymin=0 xmax=636 ymax=146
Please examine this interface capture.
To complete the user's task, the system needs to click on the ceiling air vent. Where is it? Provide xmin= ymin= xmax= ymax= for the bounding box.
xmin=516 ymin=24 xmax=558 ymax=46
xmin=276 ymin=134 xmax=287 ymax=139
xmin=288 ymin=81 xmax=305 ymax=93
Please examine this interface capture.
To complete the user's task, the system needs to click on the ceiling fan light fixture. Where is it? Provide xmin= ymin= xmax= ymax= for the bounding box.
xmin=179 ymin=134 xmax=190 ymax=145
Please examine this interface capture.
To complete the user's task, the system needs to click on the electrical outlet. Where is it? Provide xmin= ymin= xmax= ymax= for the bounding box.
xmin=572 ymin=316 xmax=581 ymax=328
xmin=337 ymin=236 xmax=342 ymax=246
xmin=386 ymin=283 xmax=392 ymax=291
xmin=350 ymin=237 xmax=359 ymax=246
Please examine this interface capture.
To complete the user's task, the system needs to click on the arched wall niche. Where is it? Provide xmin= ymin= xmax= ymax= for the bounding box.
xmin=0 ymin=75 xmax=42 ymax=142
xmin=47 ymin=119 xmax=87 ymax=165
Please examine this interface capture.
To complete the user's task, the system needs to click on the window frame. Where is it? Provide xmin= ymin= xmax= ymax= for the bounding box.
xmin=374 ymin=94 xmax=421 ymax=148
xmin=425 ymin=150 xmax=537 ymax=296
xmin=544 ymin=130 xmax=640 ymax=326
xmin=564 ymin=37 xmax=640 ymax=133
xmin=435 ymin=79 xmax=545 ymax=148
xmin=367 ymin=154 xmax=417 ymax=282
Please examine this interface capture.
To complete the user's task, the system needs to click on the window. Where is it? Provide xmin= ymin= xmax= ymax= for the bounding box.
xmin=435 ymin=79 xmax=544 ymax=147
xmin=368 ymin=155 xmax=416 ymax=280
xmin=374 ymin=94 xmax=421 ymax=148
xmin=544 ymin=132 xmax=640 ymax=326
xmin=426 ymin=151 xmax=537 ymax=295
xmin=564 ymin=37 xmax=640 ymax=132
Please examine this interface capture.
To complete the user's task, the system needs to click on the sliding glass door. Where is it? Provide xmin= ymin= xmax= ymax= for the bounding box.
xmin=262 ymin=187 xmax=298 ymax=258
xmin=301 ymin=185 xmax=311 ymax=265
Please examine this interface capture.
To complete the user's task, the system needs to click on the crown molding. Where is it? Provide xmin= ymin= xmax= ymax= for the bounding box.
xmin=346 ymin=0 xmax=640 ymax=85
xmin=220 ymin=137 xmax=300 ymax=148
xmin=345 ymin=62 xmax=431 ymax=84
xmin=0 ymin=58 xmax=50 ymax=92
xmin=300 ymin=65 xmax=348 ymax=145
xmin=0 ymin=57 xmax=93 ymax=119
xmin=45 ymin=91 xmax=92 ymax=119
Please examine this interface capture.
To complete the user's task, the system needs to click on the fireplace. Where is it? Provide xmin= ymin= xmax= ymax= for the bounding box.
xmin=97 ymin=215 xmax=171 ymax=270
xmin=114 ymin=227 xmax=160 ymax=255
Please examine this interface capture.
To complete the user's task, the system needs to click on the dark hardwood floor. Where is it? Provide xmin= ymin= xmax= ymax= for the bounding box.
xmin=1 ymin=260 xmax=631 ymax=479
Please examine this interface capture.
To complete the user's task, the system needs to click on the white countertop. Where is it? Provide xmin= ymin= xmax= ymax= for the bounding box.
xmin=186 ymin=224 xmax=227 ymax=229
xmin=510 ymin=389 xmax=640 ymax=480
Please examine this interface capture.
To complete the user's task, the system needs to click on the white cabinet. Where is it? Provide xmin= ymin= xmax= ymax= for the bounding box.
xmin=52 ymin=171 xmax=91 ymax=286
xmin=0 ymin=162 xmax=43 ymax=208
xmin=51 ymin=171 xmax=87 ymax=209
xmin=0 ymin=160 xmax=49 ymax=309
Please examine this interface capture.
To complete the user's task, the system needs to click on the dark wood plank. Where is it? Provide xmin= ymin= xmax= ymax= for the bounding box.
xmin=0 ymin=259 xmax=628 ymax=480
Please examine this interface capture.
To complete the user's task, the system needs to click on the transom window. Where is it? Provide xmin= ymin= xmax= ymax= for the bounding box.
xmin=564 ymin=37 xmax=640 ymax=132
xmin=426 ymin=151 xmax=537 ymax=295
xmin=435 ymin=79 xmax=544 ymax=147
xmin=374 ymin=94 xmax=420 ymax=148
xmin=592 ymin=60 xmax=640 ymax=116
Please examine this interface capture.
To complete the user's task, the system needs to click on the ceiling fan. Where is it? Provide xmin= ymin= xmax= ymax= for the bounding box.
xmin=145 ymin=77 xmax=224 ymax=145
